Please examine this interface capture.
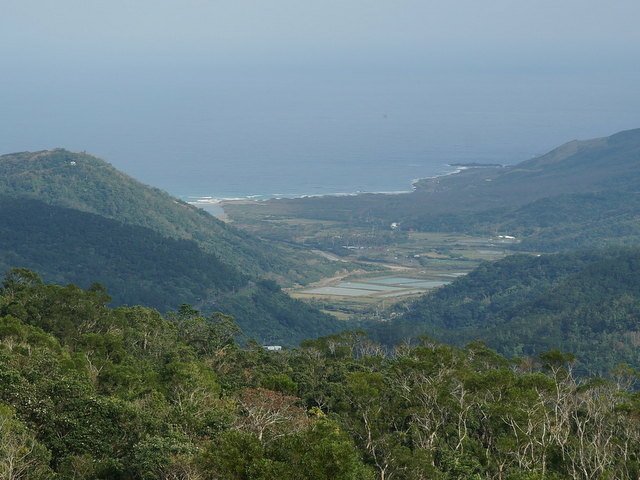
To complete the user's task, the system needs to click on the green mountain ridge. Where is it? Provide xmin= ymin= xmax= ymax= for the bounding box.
xmin=373 ymin=247 xmax=640 ymax=374
xmin=456 ymin=127 xmax=640 ymax=204
xmin=0 ymin=196 xmax=244 ymax=309
xmin=389 ymin=127 xmax=640 ymax=215
xmin=0 ymin=196 xmax=344 ymax=344
xmin=0 ymin=149 xmax=333 ymax=283
xmin=0 ymin=150 xmax=353 ymax=345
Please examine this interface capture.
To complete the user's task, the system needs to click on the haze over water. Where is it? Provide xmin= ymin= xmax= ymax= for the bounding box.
xmin=2 ymin=1 xmax=640 ymax=200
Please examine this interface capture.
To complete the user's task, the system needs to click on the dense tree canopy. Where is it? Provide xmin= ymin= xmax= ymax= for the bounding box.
xmin=0 ymin=198 xmax=347 ymax=345
xmin=1 ymin=272 xmax=639 ymax=479
xmin=0 ymin=149 xmax=317 ymax=280
xmin=374 ymin=247 xmax=640 ymax=375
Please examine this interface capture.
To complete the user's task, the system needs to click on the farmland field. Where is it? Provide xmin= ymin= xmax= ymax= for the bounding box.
xmin=297 ymin=275 xmax=453 ymax=300
xmin=222 ymin=206 xmax=521 ymax=319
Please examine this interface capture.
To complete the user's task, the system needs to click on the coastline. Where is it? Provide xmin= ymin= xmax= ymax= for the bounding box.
xmin=185 ymin=162 xmax=500 ymax=219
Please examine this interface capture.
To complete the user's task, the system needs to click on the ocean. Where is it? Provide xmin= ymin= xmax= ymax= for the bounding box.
xmin=1 ymin=66 xmax=640 ymax=204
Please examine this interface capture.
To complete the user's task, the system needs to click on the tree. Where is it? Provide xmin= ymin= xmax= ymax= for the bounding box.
xmin=236 ymin=388 xmax=308 ymax=443
xmin=0 ymin=404 xmax=53 ymax=479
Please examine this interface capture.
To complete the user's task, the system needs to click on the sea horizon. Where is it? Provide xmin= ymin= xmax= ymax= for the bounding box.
xmin=3 ymin=63 xmax=639 ymax=212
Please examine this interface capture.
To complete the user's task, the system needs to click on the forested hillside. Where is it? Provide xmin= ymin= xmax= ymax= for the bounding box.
xmin=0 ymin=149 xmax=337 ymax=284
xmin=374 ymin=247 xmax=640 ymax=375
xmin=0 ymin=197 xmax=245 ymax=310
xmin=499 ymin=190 xmax=640 ymax=251
xmin=0 ymin=198 xmax=344 ymax=345
xmin=1 ymin=272 xmax=639 ymax=479
xmin=0 ymin=150 xmax=356 ymax=345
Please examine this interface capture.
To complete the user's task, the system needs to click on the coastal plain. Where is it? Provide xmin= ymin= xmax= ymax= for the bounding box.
xmin=218 ymin=201 xmax=519 ymax=319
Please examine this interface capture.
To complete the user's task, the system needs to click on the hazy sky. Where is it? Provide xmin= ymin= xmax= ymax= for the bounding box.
xmin=2 ymin=0 xmax=639 ymax=70
xmin=2 ymin=1 xmax=640 ymax=196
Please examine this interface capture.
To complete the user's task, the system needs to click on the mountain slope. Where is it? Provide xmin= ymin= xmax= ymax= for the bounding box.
xmin=4 ymin=275 xmax=638 ymax=479
xmin=504 ymin=128 xmax=640 ymax=193
xmin=0 ymin=196 xmax=245 ymax=309
xmin=0 ymin=196 xmax=345 ymax=344
xmin=0 ymin=149 xmax=332 ymax=283
xmin=372 ymin=247 xmax=640 ymax=374
xmin=416 ymin=127 xmax=640 ymax=209
xmin=499 ymin=190 xmax=640 ymax=251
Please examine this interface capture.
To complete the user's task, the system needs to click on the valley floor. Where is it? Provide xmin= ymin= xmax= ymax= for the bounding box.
xmin=219 ymin=201 xmax=521 ymax=320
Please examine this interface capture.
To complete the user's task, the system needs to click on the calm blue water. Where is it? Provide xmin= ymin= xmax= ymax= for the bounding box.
xmin=1 ymin=65 xmax=640 ymax=200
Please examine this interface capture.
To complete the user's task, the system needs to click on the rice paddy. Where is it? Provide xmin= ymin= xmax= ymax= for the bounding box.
xmin=298 ymin=275 xmax=454 ymax=300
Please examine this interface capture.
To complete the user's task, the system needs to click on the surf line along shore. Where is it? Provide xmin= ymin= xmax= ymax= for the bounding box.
xmin=186 ymin=162 xmax=499 ymax=220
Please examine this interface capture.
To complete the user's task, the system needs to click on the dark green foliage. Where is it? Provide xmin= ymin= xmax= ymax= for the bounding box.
xmin=0 ymin=148 xmax=340 ymax=284
xmin=0 ymin=274 xmax=369 ymax=478
xmin=375 ymin=247 xmax=640 ymax=374
xmin=215 ymin=280 xmax=347 ymax=346
xmin=0 ymin=197 xmax=347 ymax=345
xmin=0 ymin=196 xmax=244 ymax=310
xmin=1 ymin=274 xmax=640 ymax=478
xmin=0 ymin=403 xmax=54 ymax=478
xmin=503 ymin=190 xmax=640 ymax=251
xmin=0 ymin=149 xmax=353 ymax=345
xmin=0 ymin=149 xmax=277 ymax=278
